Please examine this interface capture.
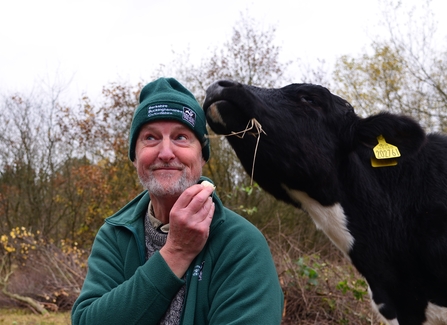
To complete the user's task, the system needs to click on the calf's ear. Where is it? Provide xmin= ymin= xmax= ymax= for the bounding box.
xmin=353 ymin=112 xmax=426 ymax=157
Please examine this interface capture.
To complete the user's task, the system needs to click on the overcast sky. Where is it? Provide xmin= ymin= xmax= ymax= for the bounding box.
xmin=1 ymin=0 xmax=445 ymax=102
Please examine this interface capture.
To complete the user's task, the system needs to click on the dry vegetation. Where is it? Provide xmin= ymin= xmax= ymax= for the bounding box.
xmin=0 ymin=228 xmax=87 ymax=317
xmin=262 ymin=219 xmax=384 ymax=325
xmin=0 ymin=308 xmax=70 ymax=325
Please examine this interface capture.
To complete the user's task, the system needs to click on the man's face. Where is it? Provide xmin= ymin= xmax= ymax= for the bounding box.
xmin=133 ymin=120 xmax=205 ymax=198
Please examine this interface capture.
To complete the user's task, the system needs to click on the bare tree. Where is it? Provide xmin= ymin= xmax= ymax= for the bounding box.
xmin=0 ymin=88 xmax=64 ymax=236
xmin=332 ymin=0 xmax=447 ymax=132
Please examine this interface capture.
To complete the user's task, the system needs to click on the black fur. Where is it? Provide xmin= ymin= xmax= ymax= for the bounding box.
xmin=203 ymin=80 xmax=447 ymax=325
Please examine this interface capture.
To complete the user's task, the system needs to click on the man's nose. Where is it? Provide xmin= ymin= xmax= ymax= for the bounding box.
xmin=158 ymin=138 xmax=175 ymax=161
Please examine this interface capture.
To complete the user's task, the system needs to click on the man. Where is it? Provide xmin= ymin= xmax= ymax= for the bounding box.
xmin=71 ymin=77 xmax=284 ymax=325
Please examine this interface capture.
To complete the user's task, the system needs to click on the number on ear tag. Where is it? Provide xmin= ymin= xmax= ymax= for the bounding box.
xmin=371 ymin=135 xmax=401 ymax=168
xmin=373 ymin=135 xmax=401 ymax=159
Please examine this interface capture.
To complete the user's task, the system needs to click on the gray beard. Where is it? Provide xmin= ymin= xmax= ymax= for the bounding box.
xmin=138 ymin=168 xmax=199 ymax=197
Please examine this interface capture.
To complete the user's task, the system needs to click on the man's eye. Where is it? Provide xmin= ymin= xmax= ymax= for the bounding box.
xmin=141 ymin=133 xmax=156 ymax=141
xmin=176 ymin=135 xmax=187 ymax=141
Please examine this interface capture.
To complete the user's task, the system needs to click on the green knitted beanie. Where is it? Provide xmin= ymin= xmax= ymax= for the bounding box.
xmin=129 ymin=77 xmax=210 ymax=162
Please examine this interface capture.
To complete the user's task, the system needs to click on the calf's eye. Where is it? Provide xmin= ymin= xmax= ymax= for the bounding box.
xmin=301 ymin=97 xmax=314 ymax=104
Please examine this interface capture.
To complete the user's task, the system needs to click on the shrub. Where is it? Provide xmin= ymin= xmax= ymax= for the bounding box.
xmin=0 ymin=227 xmax=87 ymax=312
xmin=263 ymin=220 xmax=384 ymax=324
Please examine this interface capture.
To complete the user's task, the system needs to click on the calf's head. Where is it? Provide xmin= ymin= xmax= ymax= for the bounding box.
xmin=203 ymin=80 xmax=426 ymax=207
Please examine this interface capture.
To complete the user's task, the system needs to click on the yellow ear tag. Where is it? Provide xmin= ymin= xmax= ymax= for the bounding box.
xmin=371 ymin=135 xmax=401 ymax=168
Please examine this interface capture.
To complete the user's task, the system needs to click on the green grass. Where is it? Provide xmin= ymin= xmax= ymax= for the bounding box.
xmin=0 ymin=309 xmax=70 ymax=325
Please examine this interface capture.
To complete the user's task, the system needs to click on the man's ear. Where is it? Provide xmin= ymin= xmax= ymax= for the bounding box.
xmin=201 ymin=157 xmax=206 ymax=167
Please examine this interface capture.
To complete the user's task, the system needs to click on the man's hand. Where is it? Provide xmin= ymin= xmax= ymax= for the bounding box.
xmin=159 ymin=184 xmax=215 ymax=278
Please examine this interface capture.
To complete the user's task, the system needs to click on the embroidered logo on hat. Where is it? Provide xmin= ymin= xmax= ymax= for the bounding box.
xmin=182 ymin=107 xmax=196 ymax=127
xmin=147 ymin=104 xmax=175 ymax=117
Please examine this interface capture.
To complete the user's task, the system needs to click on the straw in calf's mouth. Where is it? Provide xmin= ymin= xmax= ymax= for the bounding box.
xmin=207 ymin=118 xmax=266 ymax=187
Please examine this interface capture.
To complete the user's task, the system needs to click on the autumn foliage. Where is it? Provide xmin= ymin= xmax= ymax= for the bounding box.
xmin=0 ymin=227 xmax=87 ymax=312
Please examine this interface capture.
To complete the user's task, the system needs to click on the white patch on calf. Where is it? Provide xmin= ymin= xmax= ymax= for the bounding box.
xmin=282 ymin=185 xmax=354 ymax=256
xmin=388 ymin=320 xmax=400 ymax=325
xmin=423 ymin=303 xmax=447 ymax=325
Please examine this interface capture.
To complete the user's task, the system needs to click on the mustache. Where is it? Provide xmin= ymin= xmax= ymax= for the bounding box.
xmin=149 ymin=163 xmax=184 ymax=170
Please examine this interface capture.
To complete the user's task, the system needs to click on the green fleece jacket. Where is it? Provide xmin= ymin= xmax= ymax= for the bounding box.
xmin=71 ymin=179 xmax=284 ymax=325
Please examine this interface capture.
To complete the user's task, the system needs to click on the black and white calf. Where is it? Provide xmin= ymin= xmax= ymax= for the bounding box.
xmin=203 ymin=80 xmax=447 ymax=325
